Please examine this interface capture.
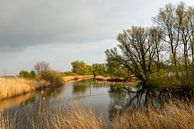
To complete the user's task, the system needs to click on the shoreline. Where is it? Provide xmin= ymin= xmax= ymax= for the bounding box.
xmin=0 ymin=75 xmax=138 ymax=101
xmin=0 ymin=75 xmax=93 ymax=101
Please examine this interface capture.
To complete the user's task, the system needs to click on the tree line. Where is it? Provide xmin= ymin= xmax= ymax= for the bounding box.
xmin=70 ymin=60 xmax=129 ymax=77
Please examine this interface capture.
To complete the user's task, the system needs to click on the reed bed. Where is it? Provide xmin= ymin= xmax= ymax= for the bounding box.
xmin=0 ymin=75 xmax=92 ymax=100
xmin=0 ymin=78 xmax=47 ymax=100
xmin=13 ymin=106 xmax=104 ymax=129
xmin=1 ymin=102 xmax=194 ymax=129
xmin=112 ymin=101 xmax=194 ymax=129
xmin=50 ymin=106 xmax=103 ymax=129
xmin=0 ymin=113 xmax=16 ymax=129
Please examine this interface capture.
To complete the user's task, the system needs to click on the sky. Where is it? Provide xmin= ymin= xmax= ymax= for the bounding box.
xmin=0 ymin=0 xmax=193 ymax=75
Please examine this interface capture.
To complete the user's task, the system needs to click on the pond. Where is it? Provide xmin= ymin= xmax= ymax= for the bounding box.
xmin=1 ymin=80 xmax=139 ymax=128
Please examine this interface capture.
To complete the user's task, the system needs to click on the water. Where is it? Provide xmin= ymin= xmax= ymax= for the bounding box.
xmin=0 ymin=80 xmax=134 ymax=127
xmin=2 ymin=80 xmax=192 ymax=128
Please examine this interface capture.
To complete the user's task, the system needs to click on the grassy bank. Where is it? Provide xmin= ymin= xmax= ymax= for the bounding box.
xmin=0 ymin=78 xmax=48 ymax=100
xmin=1 ymin=101 xmax=194 ymax=129
xmin=0 ymin=75 xmax=93 ymax=100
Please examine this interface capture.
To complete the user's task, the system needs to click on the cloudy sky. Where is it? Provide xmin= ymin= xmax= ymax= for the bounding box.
xmin=0 ymin=0 xmax=193 ymax=75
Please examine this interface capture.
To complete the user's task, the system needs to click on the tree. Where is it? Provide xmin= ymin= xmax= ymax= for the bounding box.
xmin=149 ymin=27 xmax=163 ymax=72
xmin=71 ymin=61 xmax=91 ymax=75
xmin=106 ymin=26 xmax=163 ymax=87
xmin=19 ymin=70 xmax=36 ymax=79
xmin=30 ymin=70 xmax=36 ymax=78
xmin=91 ymin=63 xmax=107 ymax=77
xmin=34 ymin=61 xmax=50 ymax=80
xmin=154 ymin=3 xmax=179 ymax=68
xmin=154 ymin=2 xmax=194 ymax=74
xmin=106 ymin=57 xmax=129 ymax=78
xmin=34 ymin=61 xmax=50 ymax=75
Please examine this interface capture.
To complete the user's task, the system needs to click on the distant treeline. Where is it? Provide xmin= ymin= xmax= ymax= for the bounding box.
xmin=69 ymin=60 xmax=129 ymax=78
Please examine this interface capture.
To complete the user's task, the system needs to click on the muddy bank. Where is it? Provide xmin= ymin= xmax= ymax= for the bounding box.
xmin=94 ymin=75 xmax=138 ymax=82
xmin=63 ymin=75 xmax=93 ymax=83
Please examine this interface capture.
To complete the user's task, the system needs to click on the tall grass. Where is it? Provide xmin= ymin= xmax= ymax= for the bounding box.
xmin=0 ymin=75 xmax=92 ymax=100
xmin=0 ymin=113 xmax=16 ymax=129
xmin=1 ymin=102 xmax=194 ymax=129
xmin=112 ymin=101 xmax=194 ymax=129
xmin=12 ymin=106 xmax=104 ymax=129
xmin=50 ymin=106 xmax=103 ymax=129
xmin=0 ymin=78 xmax=47 ymax=100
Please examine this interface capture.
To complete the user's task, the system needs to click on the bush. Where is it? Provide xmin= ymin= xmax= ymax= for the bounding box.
xmin=19 ymin=70 xmax=36 ymax=80
xmin=148 ymin=69 xmax=194 ymax=89
xmin=40 ymin=70 xmax=64 ymax=87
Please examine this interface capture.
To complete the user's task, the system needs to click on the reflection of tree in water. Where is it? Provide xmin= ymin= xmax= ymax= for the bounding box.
xmin=108 ymin=86 xmax=130 ymax=120
xmin=72 ymin=82 xmax=90 ymax=94
xmin=108 ymin=84 xmax=194 ymax=120
xmin=43 ymin=86 xmax=65 ymax=98
xmin=20 ymin=96 xmax=35 ymax=106
xmin=37 ymin=86 xmax=65 ymax=115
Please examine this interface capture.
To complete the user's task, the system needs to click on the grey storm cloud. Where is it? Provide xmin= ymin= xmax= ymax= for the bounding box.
xmin=0 ymin=0 xmax=193 ymax=52
xmin=0 ymin=0 xmax=194 ymax=75
xmin=0 ymin=0 xmax=163 ymax=51
xmin=0 ymin=0 xmax=128 ymax=49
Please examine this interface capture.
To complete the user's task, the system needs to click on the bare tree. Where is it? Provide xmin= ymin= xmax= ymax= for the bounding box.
xmin=154 ymin=2 xmax=194 ymax=75
xmin=154 ymin=4 xmax=180 ymax=68
xmin=187 ymin=7 xmax=194 ymax=66
xmin=34 ymin=61 xmax=50 ymax=76
xmin=149 ymin=27 xmax=163 ymax=72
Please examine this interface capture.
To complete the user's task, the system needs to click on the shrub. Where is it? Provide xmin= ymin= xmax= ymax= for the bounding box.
xmin=40 ymin=70 xmax=64 ymax=87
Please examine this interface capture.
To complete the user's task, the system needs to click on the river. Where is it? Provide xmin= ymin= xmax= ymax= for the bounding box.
xmin=1 ymin=80 xmax=135 ymax=128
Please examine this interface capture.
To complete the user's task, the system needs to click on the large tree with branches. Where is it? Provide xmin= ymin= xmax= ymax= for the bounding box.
xmin=106 ymin=26 xmax=163 ymax=87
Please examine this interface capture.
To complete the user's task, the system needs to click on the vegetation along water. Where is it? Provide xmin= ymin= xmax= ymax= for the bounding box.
xmin=1 ymin=2 xmax=194 ymax=129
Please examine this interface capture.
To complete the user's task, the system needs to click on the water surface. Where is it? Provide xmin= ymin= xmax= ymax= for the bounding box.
xmin=1 ymin=80 xmax=134 ymax=128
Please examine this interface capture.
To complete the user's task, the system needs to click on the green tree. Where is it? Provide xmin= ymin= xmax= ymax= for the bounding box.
xmin=91 ymin=63 xmax=107 ymax=76
xmin=106 ymin=58 xmax=129 ymax=78
xmin=71 ymin=61 xmax=91 ymax=75
xmin=19 ymin=70 xmax=36 ymax=79
xmin=106 ymin=26 xmax=162 ymax=87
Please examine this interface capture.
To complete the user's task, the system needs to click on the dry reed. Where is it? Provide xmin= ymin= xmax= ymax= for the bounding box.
xmin=1 ymin=102 xmax=194 ymax=129
xmin=0 ymin=77 xmax=47 ymax=100
xmin=112 ymin=101 xmax=194 ymax=129
xmin=0 ymin=113 xmax=16 ymax=129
